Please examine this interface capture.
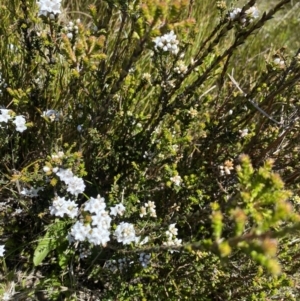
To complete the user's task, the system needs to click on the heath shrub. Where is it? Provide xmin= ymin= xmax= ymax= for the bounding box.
xmin=0 ymin=0 xmax=300 ymax=300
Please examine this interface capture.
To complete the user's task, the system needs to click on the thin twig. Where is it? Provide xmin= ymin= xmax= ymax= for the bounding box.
xmin=227 ymin=73 xmax=281 ymax=125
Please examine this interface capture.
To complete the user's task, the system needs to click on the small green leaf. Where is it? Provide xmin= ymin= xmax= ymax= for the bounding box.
xmin=33 ymin=220 xmax=68 ymax=266
xmin=33 ymin=236 xmax=54 ymax=266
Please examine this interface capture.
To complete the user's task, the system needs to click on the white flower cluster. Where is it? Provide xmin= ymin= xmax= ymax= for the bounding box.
xmin=174 ymin=60 xmax=188 ymax=74
xmin=114 ymin=222 xmax=137 ymax=245
xmin=51 ymin=151 xmax=64 ymax=161
xmin=69 ymin=221 xmax=91 ymax=242
xmin=161 ymin=80 xmax=176 ymax=90
xmin=273 ymin=57 xmax=285 ymax=68
xmin=0 ymin=109 xmax=11 ymax=123
xmin=170 ymin=175 xmax=182 ymax=186
xmin=229 ymin=5 xmax=259 ymax=23
xmin=110 ymin=203 xmax=126 ymax=216
xmin=0 ymin=109 xmax=27 ymax=132
xmin=13 ymin=208 xmax=23 ymax=216
xmin=79 ymin=196 xmax=112 ymax=246
xmin=163 ymin=223 xmax=182 ymax=249
xmin=139 ymin=253 xmax=151 ymax=268
xmin=219 ymin=160 xmax=234 ymax=176
xmin=142 ymin=72 xmax=152 ymax=84
xmin=140 ymin=201 xmax=157 ymax=218
xmin=63 ymin=19 xmax=81 ymax=40
xmin=229 ymin=8 xmax=242 ymax=21
xmin=37 ymin=0 xmax=61 ymax=17
xmin=246 ymin=6 xmax=259 ymax=20
xmin=239 ymin=128 xmax=248 ymax=138
xmin=153 ymin=31 xmax=179 ymax=55
xmin=49 ymin=196 xmax=78 ymax=218
xmin=56 ymin=168 xmax=86 ymax=196
xmin=68 ymin=195 xmax=135 ymax=247
xmin=13 ymin=116 xmax=27 ymax=132
xmin=0 ymin=244 xmax=5 ymax=257
xmin=43 ymin=151 xmax=85 ymax=196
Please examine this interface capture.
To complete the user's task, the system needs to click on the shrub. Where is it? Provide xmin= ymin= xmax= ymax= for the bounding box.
xmin=0 ymin=0 xmax=300 ymax=300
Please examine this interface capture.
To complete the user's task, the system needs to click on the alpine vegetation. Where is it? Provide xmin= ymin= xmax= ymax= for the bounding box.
xmin=1 ymin=0 xmax=300 ymax=300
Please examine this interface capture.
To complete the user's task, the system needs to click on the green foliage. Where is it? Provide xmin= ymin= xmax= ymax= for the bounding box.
xmin=33 ymin=220 xmax=69 ymax=266
xmin=0 ymin=0 xmax=300 ymax=300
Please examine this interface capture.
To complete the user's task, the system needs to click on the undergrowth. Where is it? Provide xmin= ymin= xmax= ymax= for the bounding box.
xmin=0 ymin=0 xmax=300 ymax=300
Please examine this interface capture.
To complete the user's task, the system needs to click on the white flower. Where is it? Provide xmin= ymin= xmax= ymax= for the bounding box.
xmin=66 ymin=176 xmax=85 ymax=196
xmin=239 ymin=128 xmax=249 ymax=138
xmin=110 ymin=203 xmax=126 ymax=216
xmin=140 ymin=201 xmax=157 ymax=218
xmin=273 ymin=57 xmax=285 ymax=68
xmin=173 ymin=238 xmax=182 ymax=246
xmin=170 ymin=175 xmax=182 ymax=186
xmin=38 ymin=0 xmax=61 ymax=16
xmin=140 ymin=206 xmax=147 ymax=218
xmin=166 ymin=223 xmax=178 ymax=237
xmin=174 ymin=60 xmax=188 ymax=74
xmin=153 ymin=31 xmax=179 ymax=55
xmin=91 ymin=211 xmax=112 ymax=229
xmin=14 ymin=208 xmax=23 ymax=215
xmin=145 ymin=201 xmax=157 ymax=217
xmin=142 ymin=72 xmax=151 ymax=83
xmin=57 ymin=151 xmax=64 ymax=158
xmin=52 ymin=151 xmax=64 ymax=160
xmin=13 ymin=115 xmax=27 ymax=132
xmin=229 ymin=8 xmax=242 ymax=21
xmin=114 ymin=222 xmax=137 ymax=245
xmin=163 ymin=236 xmax=182 ymax=245
xmin=163 ymin=223 xmax=182 ymax=252
xmin=86 ymin=227 xmax=110 ymax=246
xmin=56 ymin=168 xmax=74 ymax=183
xmin=49 ymin=196 xmax=78 ymax=218
xmin=229 ymin=6 xmax=259 ymax=23
xmin=0 ymin=244 xmax=5 ymax=257
xmin=246 ymin=5 xmax=259 ymax=20
xmin=145 ymin=201 xmax=155 ymax=209
xmin=84 ymin=195 xmax=106 ymax=213
xmin=56 ymin=168 xmax=85 ymax=196
xmin=70 ymin=221 xmax=91 ymax=242
xmin=0 ymin=109 xmax=12 ymax=123
xmin=43 ymin=166 xmax=51 ymax=173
